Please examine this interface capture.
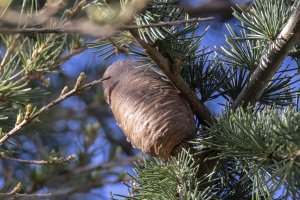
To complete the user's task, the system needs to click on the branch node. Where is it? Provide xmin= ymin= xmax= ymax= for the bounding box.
xmin=74 ymin=72 xmax=86 ymax=89
xmin=9 ymin=182 xmax=22 ymax=195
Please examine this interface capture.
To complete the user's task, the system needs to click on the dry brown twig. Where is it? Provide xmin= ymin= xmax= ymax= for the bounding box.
xmin=0 ymin=75 xmax=110 ymax=146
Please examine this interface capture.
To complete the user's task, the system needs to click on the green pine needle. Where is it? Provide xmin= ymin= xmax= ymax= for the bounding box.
xmin=197 ymin=107 xmax=300 ymax=199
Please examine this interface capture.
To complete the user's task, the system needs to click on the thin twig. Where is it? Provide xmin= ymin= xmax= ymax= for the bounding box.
xmin=50 ymin=178 xmax=129 ymax=197
xmin=72 ymin=156 xmax=137 ymax=174
xmin=0 ymin=0 xmax=151 ymax=37
xmin=124 ymin=17 xmax=214 ymax=28
xmin=28 ymin=155 xmax=137 ymax=194
xmin=0 ymin=193 xmax=52 ymax=199
xmin=51 ymin=156 xmax=138 ymax=184
xmin=107 ymin=37 xmax=129 ymax=53
xmin=0 ymin=76 xmax=110 ymax=146
xmin=232 ymin=3 xmax=300 ymax=109
xmin=129 ymin=28 xmax=215 ymax=126
xmin=0 ymin=152 xmax=76 ymax=165
xmin=0 ymin=17 xmax=214 ymax=35
xmin=55 ymin=46 xmax=88 ymax=67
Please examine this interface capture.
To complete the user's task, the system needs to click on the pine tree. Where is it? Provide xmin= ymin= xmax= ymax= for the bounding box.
xmin=0 ymin=0 xmax=300 ymax=200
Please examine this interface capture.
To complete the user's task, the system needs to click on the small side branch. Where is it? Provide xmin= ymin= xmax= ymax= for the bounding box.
xmin=51 ymin=156 xmax=138 ymax=183
xmin=0 ymin=193 xmax=52 ymax=199
xmin=50 ymin=178 xmax=127 ymax=197
xmin=232 ymin=4 xmax=300 ymax=109
xmin=0 ymin=76 xmax=110 ymax=146
xmin=129 ymin=29 xmax=215 ymax=126
xmin=0 ymin=152 xmax=76 ymax=165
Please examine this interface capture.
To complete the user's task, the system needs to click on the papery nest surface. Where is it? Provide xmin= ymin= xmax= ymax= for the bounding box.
xmin=103 ymin=59 xmax=196 ymax=158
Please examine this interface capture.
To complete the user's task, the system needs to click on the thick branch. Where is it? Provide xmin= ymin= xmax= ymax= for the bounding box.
xmin=0 ymin=76 xmax=110 ymax=146
xmin=129 ymin=29 xmax=215 ymax=126
xmin=232 ymin=4 xmax=300 ymax=110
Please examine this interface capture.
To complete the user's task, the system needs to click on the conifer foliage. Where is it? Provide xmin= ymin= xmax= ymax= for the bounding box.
xmin=0 ymin=0 xmax=300 ymax=199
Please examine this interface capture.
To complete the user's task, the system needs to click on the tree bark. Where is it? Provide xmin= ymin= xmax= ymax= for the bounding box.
xmin=232 ymin=4 xmax=300 ymax=110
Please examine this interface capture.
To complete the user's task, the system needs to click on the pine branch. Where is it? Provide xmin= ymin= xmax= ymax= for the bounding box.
xmin=0 ymin=17 xmax=214 ymax=35
xmin=129 ymin=29 xmax=215 ymax=126
xmin=198 ymin=107 xmax=300 ymax=198
xmin=0 ymin=152 xmax=76 ymax=165
xmin=0 ymin=0 xmax=151 ymax=38
xmin=232 ymin=3 xmax=300 ymax=109
xmin=0 ymin=75 xmax=110 ymax=146
xmin=107 ymin=37 xmax=129 ymax=54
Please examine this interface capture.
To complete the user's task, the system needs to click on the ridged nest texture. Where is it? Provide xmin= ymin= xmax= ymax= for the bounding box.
xmin=102 ymin=59 xmax=196 ymax=158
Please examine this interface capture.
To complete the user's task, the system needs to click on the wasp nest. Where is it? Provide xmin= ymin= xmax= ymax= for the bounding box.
xmin=102 ymin=59 xmax=196 ymax=158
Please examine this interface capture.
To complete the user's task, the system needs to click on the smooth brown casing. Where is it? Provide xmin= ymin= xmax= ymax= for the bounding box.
xmin=102 ymin=59 xmax=195 ymax=158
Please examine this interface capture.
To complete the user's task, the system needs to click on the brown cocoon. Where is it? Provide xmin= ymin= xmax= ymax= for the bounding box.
xmin=102 ymin=59 xmax=196 ymax=158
